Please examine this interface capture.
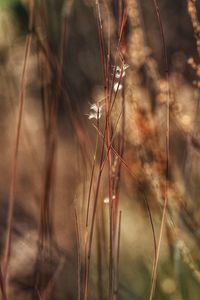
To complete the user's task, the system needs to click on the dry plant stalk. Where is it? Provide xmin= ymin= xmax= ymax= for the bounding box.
xmin=0 ymin=1 xmax=200 ymax=300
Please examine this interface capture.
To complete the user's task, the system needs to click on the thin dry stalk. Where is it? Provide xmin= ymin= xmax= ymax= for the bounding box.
xmin=74 ymin=209 xmax=81 ymax=300
xmin=113 ymin=210 xmax=122 ymax=300
xmin=83 ymin=146 xmax=105 ymax=300
xmin=86 ymin=118 xmax=100 ymax=227
xmin=149 ymin=0 xmax=170 ymax=299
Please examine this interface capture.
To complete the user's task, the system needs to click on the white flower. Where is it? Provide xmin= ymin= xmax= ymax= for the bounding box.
xmin=114 ymin=82 xmax=123 ymax=92
xmin=88 ymin=103 xmax=103 ymax=120
xmin=114 ymin=64 xmax=129 ymax=79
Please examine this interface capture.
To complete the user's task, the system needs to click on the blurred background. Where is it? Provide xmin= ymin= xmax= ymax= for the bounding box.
xmin=0 ymin=0 xmax=200 ymax=299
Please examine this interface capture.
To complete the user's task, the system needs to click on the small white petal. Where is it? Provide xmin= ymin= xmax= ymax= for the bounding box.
xmin=88 ymin=113 xmax=97 ymax=120
xmin=88 ymin=103 xmax=103 ymax=120
xmin=90 ymin=104 xmax=98 ymax=112
xmin=88 ymin=111 xmax=102 ymax=120
xmin=114 ymin=83 xmax=123 ymax=92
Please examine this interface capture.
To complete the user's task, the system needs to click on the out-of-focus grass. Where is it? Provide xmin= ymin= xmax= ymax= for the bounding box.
xmin=0 ymin=1 xmax=200 ymax=300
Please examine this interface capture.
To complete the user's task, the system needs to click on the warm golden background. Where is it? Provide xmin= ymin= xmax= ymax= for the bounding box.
xmin=0 ymin=1 xmax=200 ymax=299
